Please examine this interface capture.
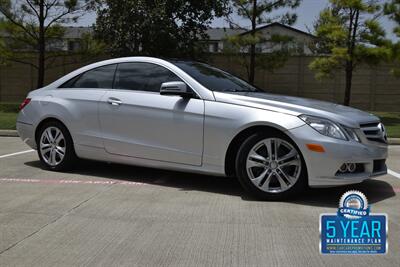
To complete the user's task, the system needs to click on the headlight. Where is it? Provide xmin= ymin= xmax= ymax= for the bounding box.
xmin=299 ymin=115 xmax=348 ymax=141
xmin=343 ymin=127 xmax=361 ymax=142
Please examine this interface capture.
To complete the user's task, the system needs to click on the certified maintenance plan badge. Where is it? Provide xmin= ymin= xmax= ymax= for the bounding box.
xmin=320 ymin=190 xmax=388 ymax=254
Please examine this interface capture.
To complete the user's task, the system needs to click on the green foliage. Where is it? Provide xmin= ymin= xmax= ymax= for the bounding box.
xmin=230 ymin=0 xmax=301 ymax=26
xmin=0 ymin=0 xmax=97 ymax=87
xmin=0 ymin=102 xmax=19 ymax=113
xmin=384 ymin=0 xmax=400 ymax=76
xmin=79 ymin=32 xmax=107 ymax=57
xmin=224 ymin=32 xmax=294 ymax=77
xmin=225 ymin=0 xmax=302 ymax=83
xmin=310 ymin=0 xmax=389 ymax=77
xmin=309 ymin=0 xmax=390 ymax=105
xmin=0 ymin=1 xmax=92 ymax=48
xmin=94 ymin=0 xmax=229 ymax=58
xmin=309 ymin=50 xmax=345 ymax=79
xmin=0 ymin=19 xmax=65 ymax=67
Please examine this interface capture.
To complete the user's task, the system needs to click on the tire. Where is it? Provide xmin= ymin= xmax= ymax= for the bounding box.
xmin=36 ymin=120 xmax=77 ymax=171
xmin=235 ymin=131 xmax=307 ymax=200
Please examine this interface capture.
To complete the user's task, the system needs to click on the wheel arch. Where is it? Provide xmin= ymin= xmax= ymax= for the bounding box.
xmin=224 ymin=124 xmax=305 ymax=178
xmin=34 ymin=117 xmax=71 ymax=144
xmin=34 ymin=116 xmax=78 ymax=171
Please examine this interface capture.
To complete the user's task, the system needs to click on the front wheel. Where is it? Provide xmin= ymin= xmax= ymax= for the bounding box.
xmin=235 ymin=132 xmax=307 ymax=200
xmin=37 ymin=121 xmax=76 ymax=171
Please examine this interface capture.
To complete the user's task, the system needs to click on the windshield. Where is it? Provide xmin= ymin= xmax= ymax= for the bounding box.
xmin=172 ymin=61 xmax=263 ymax=93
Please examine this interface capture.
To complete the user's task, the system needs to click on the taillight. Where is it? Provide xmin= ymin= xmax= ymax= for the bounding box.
xmin=19 ymin=98 xmax=31 ymax=111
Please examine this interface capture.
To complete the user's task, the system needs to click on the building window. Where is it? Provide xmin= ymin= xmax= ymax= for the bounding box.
xmin=281 ymin=42 xmax=289 ymax=52
xmin=209 ymin=42 xmax=219 ymax=53
xmin=297 ymin=42 xmax=305 ymax=54
xmin=68 ymin=40 xmax=80 ymax=51
xmin=255 ymin=44 xmax=262 ymax=53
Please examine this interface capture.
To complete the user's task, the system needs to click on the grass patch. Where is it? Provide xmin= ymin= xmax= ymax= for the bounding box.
xmin=371 ymin=112 xmax=400 ymax=138
xmin=0 ymin=112 xmax=17 ymax=130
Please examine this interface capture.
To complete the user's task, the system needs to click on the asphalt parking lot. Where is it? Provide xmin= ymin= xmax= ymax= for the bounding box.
xmin=0 ymin=137 xmax=399 ymax=266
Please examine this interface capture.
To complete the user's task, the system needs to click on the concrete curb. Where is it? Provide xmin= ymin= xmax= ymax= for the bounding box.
xmin=389 ymin=138 xmax=400 ymax=145
xmin=0 ymin=129 xmax=399 ymax=145
xmin=0 ymin=130 xmax=18 ymax=137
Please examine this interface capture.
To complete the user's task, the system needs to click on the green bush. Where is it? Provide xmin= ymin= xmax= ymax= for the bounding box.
xmin=0 ymin=103 xmax=20 ymax=113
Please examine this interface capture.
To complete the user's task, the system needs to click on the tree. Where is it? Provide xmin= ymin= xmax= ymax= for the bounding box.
xmin=226 ymin=0 xmax=301 ymax=84
xmin=309 ymin=0 xmax=390 ymax=106
xmin=95 ymin=0 xmax=229 ymax=58
xmin=384 ymin=0 xmax=400 ymax=76
xmin=224 ymin=29 xmax=296 ymax=83
xmin=0 ymin=0 xmax=96 ymax=88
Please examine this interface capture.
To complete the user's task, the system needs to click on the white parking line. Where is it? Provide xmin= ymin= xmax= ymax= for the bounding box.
xmin=388 ymin=169 xmax=400 ymax=179
xmin=0 ymin=149 xmax=35 ymax=159
xmin=0 ymin=178 xmax=146 ymax=186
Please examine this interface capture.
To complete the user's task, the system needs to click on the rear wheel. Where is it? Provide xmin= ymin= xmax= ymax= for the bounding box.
xmin=235 ymin=132 xmax=307 ymax=200
xmin=37 ymin=121 xmax=76 ymax=171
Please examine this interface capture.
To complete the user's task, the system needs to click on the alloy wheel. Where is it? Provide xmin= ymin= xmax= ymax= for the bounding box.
xmin=39 ymin=126 xmax=66 ymax=166
xmin=246 ymin=137 xmax=302 ymax=193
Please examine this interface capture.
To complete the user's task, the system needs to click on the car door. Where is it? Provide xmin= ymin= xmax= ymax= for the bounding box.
xmin=98 ymin=62 xmax=204 ymax=166
xmin=52 ymin=64 xmax=117 ymax=148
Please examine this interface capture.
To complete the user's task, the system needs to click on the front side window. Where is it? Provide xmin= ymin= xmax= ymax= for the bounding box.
xmin=114 ymin=62 xmax=181 ymax=92
xmin=172 ymin=61 xmax=262 ymax=93
xmin=60 ymin=64 xmax=117 ymax=89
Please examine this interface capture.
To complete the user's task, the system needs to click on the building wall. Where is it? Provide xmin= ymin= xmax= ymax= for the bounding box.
xmin=1 ymin=54 xmax=399 ymax=112
xmin=0 ymin=55 xmax=106 ymax=102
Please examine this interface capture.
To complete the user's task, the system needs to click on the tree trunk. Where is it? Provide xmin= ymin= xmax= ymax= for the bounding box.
xmin=344 ymin=60 xmax=352 ymax=106
xmin=37 ymin=0 xmax=45 ymax=88
xmin=249 ymin=45 xmax=255 ymax=84
xmin=343 ymin=10 xmax=359 ymax=107
xmin=248 ymin=0 xmax=257 ymax=84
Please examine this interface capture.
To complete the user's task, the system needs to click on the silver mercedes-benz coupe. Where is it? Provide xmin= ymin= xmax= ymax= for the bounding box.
xmin=16 ymin=57 xmax=388 ymax=199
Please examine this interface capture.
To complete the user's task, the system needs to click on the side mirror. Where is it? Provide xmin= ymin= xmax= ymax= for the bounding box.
xmin=160 ymin=81 xmax=193 ymax=98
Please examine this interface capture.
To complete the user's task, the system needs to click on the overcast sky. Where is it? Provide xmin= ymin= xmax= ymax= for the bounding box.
xmin=77 ymin=0 xmax=398 ymax=40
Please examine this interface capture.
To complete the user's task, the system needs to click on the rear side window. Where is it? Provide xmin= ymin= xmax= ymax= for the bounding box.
xmin=59 ymin=64 xmax=117 ymax=89
xmin=114 ymin=62 xmax=181 ymax=92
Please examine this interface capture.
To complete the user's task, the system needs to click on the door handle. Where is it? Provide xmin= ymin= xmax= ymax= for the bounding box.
xmin=107 ymin=97 xmax=122 ymax=106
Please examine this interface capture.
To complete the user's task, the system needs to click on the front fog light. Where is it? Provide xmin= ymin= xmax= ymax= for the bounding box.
xmin=339 ymin=164 xmax=348 ymax=172
xmin=337 ymin=163 xmax=364 ymax=175
xmin=347 ymin=163 xmax=356 ymax=172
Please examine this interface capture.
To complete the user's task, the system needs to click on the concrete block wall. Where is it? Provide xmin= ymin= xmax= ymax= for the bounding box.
xmin=1 ymin=54 xmax=399 ymax=111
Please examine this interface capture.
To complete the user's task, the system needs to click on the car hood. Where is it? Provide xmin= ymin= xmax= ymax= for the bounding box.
xmin=213 ymin=92 xmax=380 ymax=128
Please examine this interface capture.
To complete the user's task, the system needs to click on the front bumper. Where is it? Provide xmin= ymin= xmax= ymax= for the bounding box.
xmin=287 ymin=125 xmax=388 ymax=187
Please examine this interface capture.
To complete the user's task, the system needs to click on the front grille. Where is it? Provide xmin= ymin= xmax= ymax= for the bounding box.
xmin=360 ymin=122 xmax=387 ymax=144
